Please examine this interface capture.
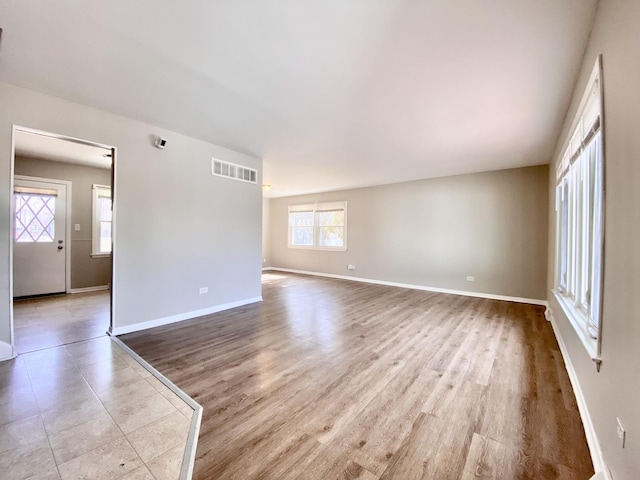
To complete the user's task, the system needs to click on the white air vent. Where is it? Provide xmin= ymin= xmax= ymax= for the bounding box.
xmin=212 ymin=158 xmax=257 ymax=184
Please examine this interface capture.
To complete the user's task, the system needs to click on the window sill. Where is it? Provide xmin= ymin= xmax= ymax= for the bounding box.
xmin=552 ymin=289 xmax=601 ymax=365
xmin=91 ymin=253 xmax=111 ymax=258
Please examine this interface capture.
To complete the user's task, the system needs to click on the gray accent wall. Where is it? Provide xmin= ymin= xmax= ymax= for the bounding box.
xmin=268 ymin=165 xmax=549 ymax=300
xmin=547 ymin=1 xmax=640 ymax=478
xmin=0 ymin=82 xmax=262 ymax=349
xmin=15 ymin=155 xmax=112 ymax=290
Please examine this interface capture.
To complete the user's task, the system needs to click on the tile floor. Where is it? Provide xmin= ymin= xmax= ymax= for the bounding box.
xmin=13 ymin=291 xmax=110 ymax=354
xmin=0 ymin=336 xmax=195 ymax=480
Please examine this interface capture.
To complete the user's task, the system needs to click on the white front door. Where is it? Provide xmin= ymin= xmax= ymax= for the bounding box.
xmin=13 ymin=178 xmax=67 ymax=297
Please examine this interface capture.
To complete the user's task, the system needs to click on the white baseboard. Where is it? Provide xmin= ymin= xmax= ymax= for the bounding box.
xmin=546 ymin=307 xmax=610 ymax=479
xmin=267 ymin=268 xmax=547 ymax=306
xmin=0 ymin=340 xmax=17 ymax=361
xmin=69 ymin=285 xmax=110 ymax=294
xmin=109 ymin=296 xmax=263 ymax=336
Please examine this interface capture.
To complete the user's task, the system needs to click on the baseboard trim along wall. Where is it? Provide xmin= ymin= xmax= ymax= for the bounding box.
xmin=69 ymin=285 xmax=110 ymax=294
xmin=110 ymin=296 xmax=263 ymax=336
xmin=265 ymin=268 xmax=547 ymax=306
xmin=0 ymin=340 xmax=17 ymax=362
xmin=545 ymin=306 xmax=610 ymax=480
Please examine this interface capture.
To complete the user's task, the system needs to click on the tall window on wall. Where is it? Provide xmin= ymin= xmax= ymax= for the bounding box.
xmin=92 ymin=184 xmax=112 ymax=256
xmin=555 ymin=56 xmax=605 ymax=361
xmin=288 ymin=201 xmax=347 ymax=251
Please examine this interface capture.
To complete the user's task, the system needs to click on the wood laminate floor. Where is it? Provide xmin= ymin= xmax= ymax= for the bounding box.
xmin=121 ymin=273 xmax=593 ymax=480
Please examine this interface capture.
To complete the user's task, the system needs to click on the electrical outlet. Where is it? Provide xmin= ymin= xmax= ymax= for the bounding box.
xmin=74 ymin=224 xmax=81 ymax=231
xmin=347 ymin=264 xmax=356 ymax=270
xmin=617 ymin=417 xmax=626 ymax=448
xmin=199 ymin=287 xmax=208 ymax=294
xmin=466 ymin=276 xmax=475 ymax=281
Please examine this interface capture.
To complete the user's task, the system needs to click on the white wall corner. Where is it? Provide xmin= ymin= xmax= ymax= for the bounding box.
xmin=0 ymin=340 xmax=17 ymax=361
xmin=547 ymin=307 xmax=609 ymax=479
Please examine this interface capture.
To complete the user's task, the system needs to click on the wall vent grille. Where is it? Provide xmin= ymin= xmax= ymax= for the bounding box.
xmin=212 ymin=158 xmax=257 ymax=184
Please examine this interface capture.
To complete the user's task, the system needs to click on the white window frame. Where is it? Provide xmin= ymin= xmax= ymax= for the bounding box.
xmin=91 ymin=184 xmax=112 ymax=257
xmin=553 ymin=56 xmax=605 ymax=364
xmin=288 ymin=201 xmax=347 ymax=251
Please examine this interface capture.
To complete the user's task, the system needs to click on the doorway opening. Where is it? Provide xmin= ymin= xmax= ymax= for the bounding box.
xmin=10 ymin=126 xmax=116 ymax=354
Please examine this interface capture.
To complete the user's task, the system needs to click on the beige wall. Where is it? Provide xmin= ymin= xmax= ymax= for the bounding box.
xmin=262 ymin=197 xmax=271 ymax=269
xmin=547 ymin=1 xmax=640 ymax=478
xmin=0 ymin=83 xmax=262 ymax=356
xmin=268 ymin=165 xmax=548 ymax=300
xmin=15 ymin=156 xmax=112 ymax=289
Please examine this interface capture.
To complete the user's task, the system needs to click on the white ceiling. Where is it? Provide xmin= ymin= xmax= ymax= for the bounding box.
xmin=0 ymin=1 xmax=597 ymax=197
xmin=14 ymin=130 xmax=113 ymax=169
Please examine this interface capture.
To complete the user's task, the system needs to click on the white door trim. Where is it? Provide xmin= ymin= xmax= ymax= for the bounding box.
xmin=13 ymin=175 xmax=73 ymax=295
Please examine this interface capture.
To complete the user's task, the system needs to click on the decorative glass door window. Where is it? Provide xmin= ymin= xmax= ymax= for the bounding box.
xmin=14 ymin=190 xmax=57 ymax=243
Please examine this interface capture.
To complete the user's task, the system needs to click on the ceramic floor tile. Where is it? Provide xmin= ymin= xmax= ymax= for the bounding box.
xmin=0 ymin=382 xmax=33 ymax=406
xmin=5 ymin=294 xmax=194 ymax=480
xmin=49 ymin=412 xmax=123 ymax=465
xmin=16 ymin=333 xmax=63 ymax=354
xmin=145 ymin=377 xmax=189 ymax=410
xmin=57 ymin=437 xmax=142 ymax=480
xmin=146 ymin=443 xmax=184 ymax=480
xmin=119 ymin=465 xmax=155 ymax=480
xmin=107 ymin=393 xmax=176 ymax=434
xmin=0 ymin=437 xmax=56 ymax=480
xmin=25 ymin=466 xmax=61 ymax=479
xmin=41 ymin=395 xmax=107 ymax=435
xmin=126 ymin=411 xmax=189 ymax=463
xmin=76 ymin=355 xmax=131 ymax=379
xmin=122 ymin=357 xmax=152 ymax=378
xmin=32 ymin=378 xmax=97 ymax=413
xmin=29 ymin=370 xmax=90 ymax=398
xmin=178 ymin=405 xmax=194 ymax=421
xmin=66 ymin=339 xmax=124 ymax=365
xmin=97 ymin=377 xmax=158 ymax=411
xmin=24 ymin=357 xmax=79 ymax=384
xmin=0 ymin=414 xmax=47 ymax=453
xmin=21 ymin=347 xmax=72 ymax=366
xmin=0 ymin=360 xmax=32 ymax=389
xmin=0 ymin=390 xmax=40 ymax=426
xmin=83 ymin=366 xmax=144 ymax=395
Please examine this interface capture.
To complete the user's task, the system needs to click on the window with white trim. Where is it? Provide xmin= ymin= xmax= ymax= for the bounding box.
xmin=288 ymin=202 xmax=347 ymax=250
xmin=92 ymin=184 xmax=112 ymax=256
xmin=554 ymin=56 xmax=604 ymax=358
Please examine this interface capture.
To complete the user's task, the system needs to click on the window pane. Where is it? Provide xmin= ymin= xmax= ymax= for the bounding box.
xmin=99 ymin=197 xmax=112 ymax=222
xmin=291 ymin=227 xmax=313 ymax=246
xmin=318 ymin=210 xmax=344 ymax=227
xmin=290 ymin=211 xmax=314 ymax=227
xmin=318 ymin=226 xmax=344 ymax=247
xmin=100 ymin=222 xmax=112 ymax=253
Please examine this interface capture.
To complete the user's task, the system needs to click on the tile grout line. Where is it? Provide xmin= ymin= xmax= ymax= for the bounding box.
xmin=109 ymin=335 xmax=203 ymax=480
xmin=23 ymin=357 xmax=62 ymax=480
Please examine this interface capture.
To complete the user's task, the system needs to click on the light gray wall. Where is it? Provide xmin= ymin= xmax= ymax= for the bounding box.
xmin=0 ymin=82 xmax=262 ymax=352
xmin=547 ymin=1 xmax=640 ymax=478
xmin=15 ymin=155 xmax=112 ymax=289
xmin=269 ymin=165 xmax=548 ymax=300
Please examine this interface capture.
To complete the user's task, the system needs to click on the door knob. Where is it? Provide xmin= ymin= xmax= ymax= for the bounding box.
xmin=58 ymin=246 xmax=63 ymax=250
